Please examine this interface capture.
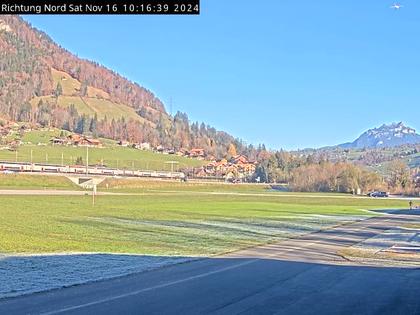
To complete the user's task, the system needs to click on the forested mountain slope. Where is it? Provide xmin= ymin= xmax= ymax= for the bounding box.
xmin=0 ymin=16 xmax=251 ymax=158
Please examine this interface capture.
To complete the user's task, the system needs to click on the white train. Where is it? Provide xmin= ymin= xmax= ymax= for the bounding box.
xmin=0 ymin=161 xmax=185 ymax=180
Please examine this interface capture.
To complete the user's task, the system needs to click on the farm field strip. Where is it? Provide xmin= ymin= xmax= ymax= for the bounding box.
xmin=0 ymin=191 xmax=407 ymax=256
xmin=0 ymin=184 xmax=410 ymax=300
xmin=0 ymin=145 xmax=203 ymax=170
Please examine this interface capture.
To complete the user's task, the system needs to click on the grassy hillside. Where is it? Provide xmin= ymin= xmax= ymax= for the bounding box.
xmin=30 ymin=69 xmax=151 ymax=124
xmin=21 ymin=129 xmax=70 ymax=144
xmin=0 ymin=130 xmax=204 ymax=170
xmin=0 ymin=146 xmax=203 ymax=170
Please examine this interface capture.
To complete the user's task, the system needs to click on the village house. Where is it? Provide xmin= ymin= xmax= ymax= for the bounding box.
xmin=132 ymin=142 xmax=151 ymax=150
xmin=155 ymin=145 xmax=165 ymax=153
xmin=139 ymin=142 xmax=151 ymax=150
xmin=215 ymin=159 xmax=229 ymax=172
xmin=176 ymin=148 xmax=189 ymax=156
xmin=0 ymin=125 xmax=10 ymax=137
xmin=230 ymin=155 xmax=256 ymax=176
xmin=230 ymin=155 xmax=249 ymax=165
xmin=66 ymin=134 xmax=102 ymax=147
xmin=67 ymin=134 xmax=82 ymax=145
xmin=50 ymin=137 xmax=67 ymax=145
xmin=118 ymin=140 xmax=130 ymax=147
xmin=206 ymin=155 xmax=216 ymax=162
xmin=189 ymin=148 xmax=205 ymax=159
xmin=81 ymin=138 xmax=101 ymax=147
xmin=195 ymin=168 xmax=208 ymax=178
xmin=198 ymin=155 xmax=256 ymax=180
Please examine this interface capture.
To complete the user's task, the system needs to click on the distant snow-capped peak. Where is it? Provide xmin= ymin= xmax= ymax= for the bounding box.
xmin=339 ymin=122 xmax=420 ymax=149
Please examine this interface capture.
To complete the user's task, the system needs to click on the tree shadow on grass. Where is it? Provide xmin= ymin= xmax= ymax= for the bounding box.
xmin=0 ymin=253 xmax=196 ymax=300
xmin=372 ymin=208 xmax=420 ymax=216
xmin=0 ymin=254 xmax=420 ymax=315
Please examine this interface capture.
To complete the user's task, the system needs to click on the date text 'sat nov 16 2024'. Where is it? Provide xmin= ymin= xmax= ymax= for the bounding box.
xmin=0 ymin=1 xmax=200 ymax=14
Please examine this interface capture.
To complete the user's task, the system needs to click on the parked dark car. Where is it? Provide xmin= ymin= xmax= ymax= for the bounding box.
xmin=367 ymin=191 xmax=389 ymax=198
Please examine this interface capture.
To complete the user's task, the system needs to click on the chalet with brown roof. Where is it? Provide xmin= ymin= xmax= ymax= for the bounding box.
xmin=213 ymin=159 xmax=227 ymax=171
xmin=231 ymin=155 xmax=249 ymax=165
xmin=68 ymin=134 xmax=82 ymax=145
xmin=204 ymin=161 xmax=217 ymax=172
xmin=67 ymin=134 xmax=102 ymax=147
xmin=83 ymin=138 xmax=101 ymax=147
xmin=201 ymin=155 xmax=256 ymax=180
xmin=195 ymin=168 xmax=208 ymax=178
xmin=189 ymin=148 xmax=205 ymax=158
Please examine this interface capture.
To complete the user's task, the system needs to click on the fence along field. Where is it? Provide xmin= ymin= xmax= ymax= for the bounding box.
xmin=0 ymin=143 xmax=203 ymax=171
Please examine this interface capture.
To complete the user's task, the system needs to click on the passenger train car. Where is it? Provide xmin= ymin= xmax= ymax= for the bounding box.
xmin=0 ymin=161 xmax=185 ymax=179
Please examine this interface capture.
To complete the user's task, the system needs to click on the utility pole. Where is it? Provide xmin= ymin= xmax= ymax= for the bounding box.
xmin=92 ymin=184 xmax=97 ymax=206
xmin=165 ymin=161 xmax=179 ymax=173
xmin=61 ymin=152 xmax=64 ymax=167
xmin=15 ymin=150 xmax=18 ymax=162
xmin=30 ymin=149 xmax=33 ymax=172
xmin=86 ymin=146 xmax=89 ymax=175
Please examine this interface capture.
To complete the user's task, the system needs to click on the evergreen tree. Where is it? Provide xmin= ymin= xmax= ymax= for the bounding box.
xmin=80 ymin=81 xmax=88 ymax=97
xmin=75 ymin=115 xmax=86 ymax=134
xmin=90 ymin=113 xmax=98 ymax=134
xmin=54 ymin=82 xmax=63 ymax=98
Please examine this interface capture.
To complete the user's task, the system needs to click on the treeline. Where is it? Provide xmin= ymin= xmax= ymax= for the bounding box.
xmin=253 ymin=150 xmax=418 ymax=194
xmin=17 ymin=99 xmax=256 ymax=159
xmin=290 ymin=163 xmax=382 ymax=193
xmin=386 ymin=160 xmax=419 ymax=196
xmin=154 ymin=111 xmax=259 ymax=158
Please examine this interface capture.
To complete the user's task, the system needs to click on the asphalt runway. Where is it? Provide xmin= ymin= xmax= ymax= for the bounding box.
xmin=1 ymin=213 xmax=420 ymax=315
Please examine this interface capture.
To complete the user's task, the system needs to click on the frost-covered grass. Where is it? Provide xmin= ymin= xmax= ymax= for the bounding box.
xmin=339 ymin=226 xmax=420 ymax=264
xmin=101 ymin=178 xmax=274 ymax=193
xmin=0 ymin=191 xmax=407 ymax=256
xmin=0 ymin=253 xmax=192 ymax=299
xmin=0 ymin=189 xmax=409 ymax=299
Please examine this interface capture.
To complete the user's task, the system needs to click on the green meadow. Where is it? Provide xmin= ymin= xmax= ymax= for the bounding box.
xmin=1 ymin=128 xmax=203 ymax=170
xmin=0 ymin=182 xmax=407 ymax=256
xmin=0 ymin=144 xmax=203 ymax=170
xmin=0 ymin=174 xmax=79 ymax=190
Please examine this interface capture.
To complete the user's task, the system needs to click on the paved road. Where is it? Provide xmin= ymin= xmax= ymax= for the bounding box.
xmin=1 ymin=189 xmax=419 ymax=203
xmin=0 ymin=190 xmax=130 ymax=196
xmin=1 ymin=213 xmax=420 ymax=315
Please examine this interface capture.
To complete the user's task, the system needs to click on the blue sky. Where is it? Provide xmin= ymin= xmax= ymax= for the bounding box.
xmin=24 ymin=1 xmax=420 ymax=149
